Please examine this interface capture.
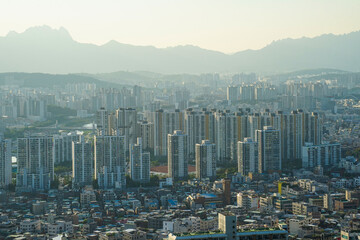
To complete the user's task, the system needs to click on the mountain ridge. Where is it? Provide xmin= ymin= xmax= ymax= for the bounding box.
xmin=1 ymin=26 xmax=359 ymax=74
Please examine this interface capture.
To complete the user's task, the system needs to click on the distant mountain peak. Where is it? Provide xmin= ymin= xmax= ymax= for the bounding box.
xmin=5 ymin=30 xmax=18 ymax=38
xmin=167 ymin=44 xmax=200 ymax=49
xmin=6 ymin=25 xmax=73 ymax=41
xmin=102 ymin=39 xmax=122 ymax=47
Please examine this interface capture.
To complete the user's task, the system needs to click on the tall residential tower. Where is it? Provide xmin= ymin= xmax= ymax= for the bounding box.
xmin=195 ymin=140 xmax=216 ymax=180
xmin=94 ymin=134 xmax=126 ymax=189
xmin=256 ymin=126 xmax=281 ymax=173
xmin=237 ymin=138 xmax=258 ymax=176
xmin=0 ymin=137 xmax=12 ymax=187
xmin=17 ymin=136 xmax=54 ymax=191
xmin=130 ymin=138 xmax=150 ymax=183
xmin=168 ymin=130 xmax=188 ymax=180
xmin=72 ymin=136 xmax=93 ymax=187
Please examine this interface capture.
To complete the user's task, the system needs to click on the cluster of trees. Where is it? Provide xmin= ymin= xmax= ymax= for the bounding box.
xmin=54 ymin=161 xmax=72 ymax=174
xmin=216 ymin=167 xmax=237 ymax=179
xmin=346 ymin=147 xmax=360 ymax=159
xmin=126 ymin=175 xmax=160 ymax=188
xmin=4 ymin=128 xmax=27 ymax=139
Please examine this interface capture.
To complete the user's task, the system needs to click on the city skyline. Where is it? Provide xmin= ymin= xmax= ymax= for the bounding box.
xmin=1 ymin=1 xmax=360 ymax=239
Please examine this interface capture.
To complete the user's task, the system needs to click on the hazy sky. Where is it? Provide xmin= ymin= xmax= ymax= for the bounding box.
xmin=1 ymin=0 xmax=360 ymax=53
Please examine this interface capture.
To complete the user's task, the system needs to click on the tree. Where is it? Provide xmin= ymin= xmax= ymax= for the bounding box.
xmin=63 ymin=176 xmax=72 ymax=188
xmin=92 ymin=179 xmax=99 ymax=189
xmin=50 ymin=177 xmax=60 ymax=189
xmin=54 ymin=161 xmax=72 ymax=174
xmin=7 ymin=179 xmax=16 ymax=192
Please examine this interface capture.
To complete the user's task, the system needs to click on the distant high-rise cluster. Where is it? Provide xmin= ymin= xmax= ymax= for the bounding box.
xmin=7 ymin=103 xmax=334 ymax=192
xmin=0 ymin=95 xmax=47 ymax=121
xmin=227 ymin=83 xmax=277 ymax=103
xmin=143 ymin=108 xmax=323 ymax=168
xmin=93 ymin=105 xmax=330 ymax=179
xmin=0 ymin=72 xmax=348 ymax=196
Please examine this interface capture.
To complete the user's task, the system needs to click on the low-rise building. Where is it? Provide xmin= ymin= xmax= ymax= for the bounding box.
xmin=20 ymin=220 xmax=41 ymax=233
xmin=122 ymin=229 xmax=147 ymax=240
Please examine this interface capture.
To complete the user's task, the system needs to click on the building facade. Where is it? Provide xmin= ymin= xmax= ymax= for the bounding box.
xmin=94 ymin=134 xmax=126 ymax=189
xmin=0 ymin=137 xmax=11 ymax=187
xmin=72 ymin=136 xmax=93 ymax=187
xmin=237 ymin=138 xmax=258 ymax=176
xmin=195 ymin=140 xmax=216 ymax=180
xmin=302 ymin=142 xmax=341 ymax=168
xmin=168 ymin=130 xmax=188 ymax=180
xmin=130 ymin=138 xmax=150 ymax=183
xmin=17 ymin=136 xmax=54 ymax=191
xmin=256 ymin=126 xmax=281 ymax=173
